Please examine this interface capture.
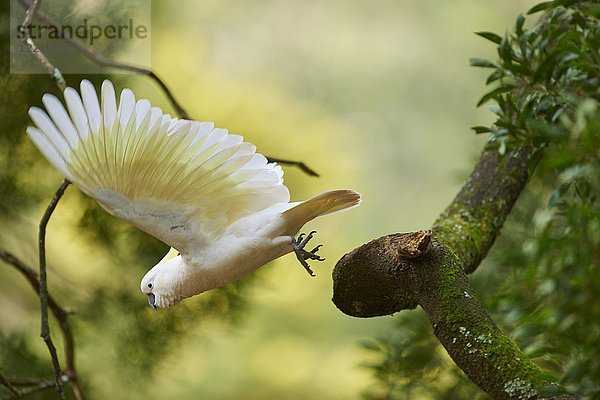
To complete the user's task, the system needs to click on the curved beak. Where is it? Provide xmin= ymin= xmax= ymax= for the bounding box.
xmin=147 ymin=293 xmax=158 ymax=311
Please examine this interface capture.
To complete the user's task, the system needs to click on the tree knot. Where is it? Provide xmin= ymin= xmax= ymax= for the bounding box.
xmin=393 ymin=230 xmax=432 ymax=258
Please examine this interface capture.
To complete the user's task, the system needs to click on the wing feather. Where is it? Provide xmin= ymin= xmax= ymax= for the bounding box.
xmin=63 ymin=87 xmax=89 ymax=140
xmin=42 ymin=94 xmax=79 ymax=149
xmin=28 ymin=107 xmax=71 ymax=163
xmin=80 ymin=80 xmax=101 ymax=134
xmin=27 ymin=79 xmax=290 ymax=252
xmin=101 ymin=80 xmax=117 ymax=130
xmin=26 ymin=126 xmax=70 ymax=178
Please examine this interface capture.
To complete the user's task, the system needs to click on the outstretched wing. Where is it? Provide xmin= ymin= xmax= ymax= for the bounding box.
xmin=27 ymin=80 xmax=290 ymax=252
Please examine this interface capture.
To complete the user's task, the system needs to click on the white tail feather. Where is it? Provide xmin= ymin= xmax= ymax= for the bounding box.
xmin=282 ymin=189 xmax=361 ymax=234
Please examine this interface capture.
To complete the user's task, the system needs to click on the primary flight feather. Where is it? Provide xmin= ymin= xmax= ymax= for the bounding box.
xmin=27 ymin=79 xmax=361 ymax=309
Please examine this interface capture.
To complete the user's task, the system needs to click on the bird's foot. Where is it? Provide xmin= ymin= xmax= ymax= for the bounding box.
xmin=291 ymin=230 xmax=324 ymax=277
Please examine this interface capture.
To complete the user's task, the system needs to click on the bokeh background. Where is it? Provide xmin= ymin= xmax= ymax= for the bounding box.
xmin=0 ymin=1 xmax=562 ymax=399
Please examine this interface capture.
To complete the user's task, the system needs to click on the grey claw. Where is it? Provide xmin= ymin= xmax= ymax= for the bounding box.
xmin=291 ymin=231 xmax=324 ymax=277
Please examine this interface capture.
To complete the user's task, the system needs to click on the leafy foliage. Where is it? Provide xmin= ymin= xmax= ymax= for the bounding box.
xmin=476 ymin=7 xmax=600 ymax=395
xmin=470 ymin=1 xmax=600 ymax=155
xmin=365 ymin=2 xmax=600 ymax=398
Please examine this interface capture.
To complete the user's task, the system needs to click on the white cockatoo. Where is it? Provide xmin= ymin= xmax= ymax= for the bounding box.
xmin=26 ymin=79 xmax=361 ymax=309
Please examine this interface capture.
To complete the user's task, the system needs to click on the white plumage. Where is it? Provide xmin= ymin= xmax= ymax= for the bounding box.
xmin=28 ymin=80 xmax=361 ymax=309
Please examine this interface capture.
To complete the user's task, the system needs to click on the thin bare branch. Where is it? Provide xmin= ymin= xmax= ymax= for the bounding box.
xmin=0 ymin=371 xmax=19 ymax=397
xmin=18 ymin=1 xmax=71 ymax=397
xmin=16 ymin=0 xmax=188 ymax=118
xmin=4 ymin=378 xmax=53 ymax=387
xmin=0 ymin=378 xmax=55 ymax=400
xmin=16 ymin=0 xmax=319 ymax=176
xmin=37 ymin=179 xmax=71 ymax=400
xmin=19 ymin=0 xmax=66 ymax=91
xmin=0 ymin=250 xmax=84 ymax=400
xmin=263 ymin=157 xmax=320 ymax=177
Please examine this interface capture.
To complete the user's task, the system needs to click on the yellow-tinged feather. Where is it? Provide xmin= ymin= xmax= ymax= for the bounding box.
xmin=28 ymin=80 xmax=291 ymax=251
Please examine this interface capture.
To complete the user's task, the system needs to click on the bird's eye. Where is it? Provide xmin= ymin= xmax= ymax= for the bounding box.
xmin=177 ymin=252 xmax=180 ymax=256
xmin=147 ymin=283 xmax=153 ymax=289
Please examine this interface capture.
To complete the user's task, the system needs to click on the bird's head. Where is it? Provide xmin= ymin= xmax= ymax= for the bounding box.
xmin=141 ymin=247 xmax=185 ymax=310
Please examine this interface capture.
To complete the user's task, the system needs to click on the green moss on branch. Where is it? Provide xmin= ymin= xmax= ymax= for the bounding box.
xmin=434 ymin=144 xmax=534 ymax=273
xmin=332 ymin=233 xmax=576 ymax=399
xmin=417 ymin=238 xmax=571 ymax=399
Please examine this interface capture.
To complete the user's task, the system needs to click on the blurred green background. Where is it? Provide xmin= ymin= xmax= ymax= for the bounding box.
xmin=0 ymin=1 xmax=562 ymax=399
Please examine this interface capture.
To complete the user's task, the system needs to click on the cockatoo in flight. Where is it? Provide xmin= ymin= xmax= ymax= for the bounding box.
xmin=26 ymin=79 xmax=361 ymax=310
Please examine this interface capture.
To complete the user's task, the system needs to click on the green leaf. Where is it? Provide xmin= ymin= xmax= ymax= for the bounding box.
xmin=527 ymin=1 xmax=553 ymax=14
xmin=559 ymin=52 xmax=579 ymax=63
xmin=516 ymin=14 xmax=526 ymax=36
xmin=359 ymin=339 xmax=385 ymax=352
xmin=475 ymin=31 xmax=503 ymax=44
xmin=498 ymin=34 xmax=513 ymax=63
xmin=487 ymin=105 xmax=502 ymax=115
xmin=493 ymin=128 xmax=510 ymax=138
xmin=525 ymin=345 xmax=561 ymax=358
xmin=471 ymin=126 xmax=493 ymax=134
xmin=486 ymin=69 xmax=503 ymax=85
xmin=563 ymin=362 xmax=584 ymax=382
xmin=528 ymin=146 xmax=544 ymax=179
xmin=552 ymin=106 xmax=566 ymax=122
xmin=469 ymin=58 xmax=496 ymax=68
xmin=498 ymin=140 xmax=507 ymax=156
xmin=548 ymin=183 xmax=571 ymax=208
xmin=552 ymin=0 xmax=578 ymax=9
xmin=536 ymin=384 xmax=569 ymax=397
xmin=559 ymin=164 xmax=593 ymax=183
xmin=477 ymin=84 xmax=515 ymax=107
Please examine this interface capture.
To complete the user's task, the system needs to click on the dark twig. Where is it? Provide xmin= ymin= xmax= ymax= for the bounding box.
xmin=19 ymin=1 xmax=71 ymax=397
xmin=4 ymin=378 xmax=55 ymax=386
xmin=0 ymin=378 xmax=56 ymax=400
xmin=263 ymin=157 xmax=320 ymax=177
xmin=0 ymin=250 xmax=84 ymax=400
xmin=16 ymin=0 xmax=319 ymax=176
xmin=16 ymin=0 xmax=188 ymax=118
xmin=0 ymin=371 xmax=19 ymax=397
xmin=19 ymin=0 xmax=66 ymax=91
xmin=38 ymin=179 xmax=71 ymax=400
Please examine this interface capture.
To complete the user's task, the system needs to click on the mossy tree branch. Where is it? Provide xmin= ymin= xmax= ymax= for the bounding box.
xmin=332 ymin=143 xmax=577 ymax=399
xmin=434 ymin=144 xmax=535 ymax=273
xmin=334 ymin=4 xmax=600 ymax=397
